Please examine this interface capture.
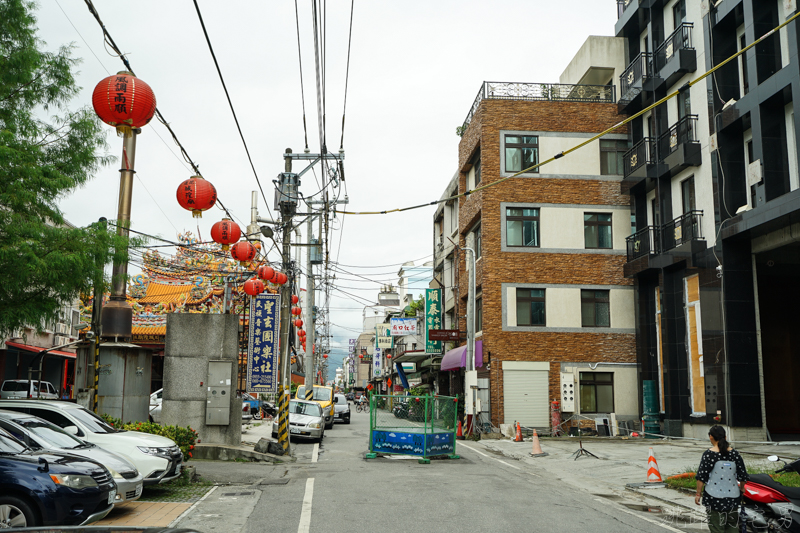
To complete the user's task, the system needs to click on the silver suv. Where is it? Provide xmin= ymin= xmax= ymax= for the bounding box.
xmin=333 ymin=394 xmax=350 ymax=424
xmin=0 ymin=380 xmax=59 ymax=400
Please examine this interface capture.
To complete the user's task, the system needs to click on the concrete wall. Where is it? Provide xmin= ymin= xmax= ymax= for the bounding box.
xmin=559 ymin=35 xmax=627 ymax=98
xmin=162 ymin=313 xmax=241 ymax=446
xmin=96 ymin=343 xmax=152 ymax=423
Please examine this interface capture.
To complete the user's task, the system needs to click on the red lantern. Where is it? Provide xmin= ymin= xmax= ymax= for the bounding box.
xmin=177 ymin=176 xmax=217 ymax=218
xmin=230 ymin=241 xmax=256 ymax=263
xmin=257 ymin=265 xmax=275 ymax=281
xmin=291 ymin=307 xmax=302 ymax=316
xmin=243 ymin=278 xmax=264 ymax=296
xmin=210 ymin=219 xmax=241 ymax=251
xmin=323 ymin=354 xmax=328 ymax=359
xmin=297 ymin=329 xmax=305 ymax=337
xmin=294 ymin=319 xmax=303 ymax=328
xmin=291 ymin=295 xmax=299 ymax=304
xmin=92 ymin=72 xmax=156 ymax=134
xmin=274 ymin=272 xmax=288 ymax=285
xmin=359 ymin=354 xmax=363 ymax=359
xmin=387 ymin=354 xmax=392 ymax=359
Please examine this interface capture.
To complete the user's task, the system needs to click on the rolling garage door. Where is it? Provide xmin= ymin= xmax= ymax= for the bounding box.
xmin=502 ymin=361 xmax=550 ymax=427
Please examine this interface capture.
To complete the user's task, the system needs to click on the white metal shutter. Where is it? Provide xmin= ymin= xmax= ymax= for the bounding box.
xmin=503 ymin=369 xmax=549 ymax=427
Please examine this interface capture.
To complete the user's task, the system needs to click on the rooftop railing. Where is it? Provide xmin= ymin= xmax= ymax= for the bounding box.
xmin=617 ymin=0 xmax=636 ymax=19
xmin=459 ymin=81 xmax=616 ymax=136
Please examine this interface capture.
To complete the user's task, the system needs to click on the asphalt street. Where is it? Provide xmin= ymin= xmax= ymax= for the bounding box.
xmin=178 ymin=406 xmax=707 ymax=533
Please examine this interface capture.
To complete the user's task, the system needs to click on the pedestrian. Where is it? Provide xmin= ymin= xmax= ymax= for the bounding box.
xmin=694 ymin=425 xmax=748 ymax=533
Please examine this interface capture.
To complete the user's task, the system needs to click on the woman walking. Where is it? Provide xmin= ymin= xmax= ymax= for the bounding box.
xmin=694 ymin=425 xmax=748 ymax=532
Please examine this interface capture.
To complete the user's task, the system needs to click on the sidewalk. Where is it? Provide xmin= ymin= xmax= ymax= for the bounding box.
xmin=473 ymin=435 xmax=800 ymax=515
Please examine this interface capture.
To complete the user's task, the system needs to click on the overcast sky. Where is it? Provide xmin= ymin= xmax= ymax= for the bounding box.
xmin=37 ymin=0 xmax=619 ymax=372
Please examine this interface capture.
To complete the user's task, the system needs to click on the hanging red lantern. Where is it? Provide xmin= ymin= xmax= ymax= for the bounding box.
xmin=297 ymin=329 xmax=305 ymax=338
xmin=176 ymin=175 xmax=217 ymax=218
xmin=291 ymin=295 xmax=299 ymax=304
xmin=230 ymin=241 xmax=256 ymax=263
xmin=387 ymin=354 xmax=392 ymax=359
xmin=274 ymin=272 xmax=288 ymax=285
xmin=92 ymin=72 xmax=157 ymax=135
xmin=294 ymin=319 xmax=303 ymax=328
xmin=323 ymin=354 xmax=328 ymax=359
xmin=210 ymin=219 xmax=241 ymax=251
xmin=359 ymin=354 xmax=363 ymax=359
xmin=291 ymin=307 xmax=302 ymax=316
xmin=257 ymin=265 xmax=275 ymax=281
xmin=243 ymin=278 xmax=264 ymax=296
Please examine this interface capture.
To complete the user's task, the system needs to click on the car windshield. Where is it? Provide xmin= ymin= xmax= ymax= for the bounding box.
xmin=335 ymin=395 xmax=347 ymax=404
xmin=289 ymin=401 xmax=322 ymax=417
xmin=0 ymin=430 xmax=26 ymax=454
xmin=18 ymin=418 xmax=86 ymax=449
xmin=296 ymin=387 xmax=332 ymax=402
xmin=2 ymin=382 xmax=28 ymax=392
xmin=68 ymin=408 xmax=117 ymax=434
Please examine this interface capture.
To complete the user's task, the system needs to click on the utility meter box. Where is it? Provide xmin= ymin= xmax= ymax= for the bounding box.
xmin=206 ymin=360 xmax=232 ymax=426
xmin=560 ymin=372 xmax=576 ymax=412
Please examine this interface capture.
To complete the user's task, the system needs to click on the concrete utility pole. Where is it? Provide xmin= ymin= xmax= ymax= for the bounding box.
xmin=463 ymin=246 xmax=477 ymax=435
xmin=304 ymin=215 xmax=316 ymax=402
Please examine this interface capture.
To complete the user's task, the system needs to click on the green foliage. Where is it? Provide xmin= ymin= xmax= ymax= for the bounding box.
xmin=0 ymin=0 xmax=132 ymax=337
xmin=404 ymin=296 xmax=425 ymax=317
xmin=101 ymin=414 xmax=198 ymax=462
xmin=665 ymin=465 xmax=800 ymax=490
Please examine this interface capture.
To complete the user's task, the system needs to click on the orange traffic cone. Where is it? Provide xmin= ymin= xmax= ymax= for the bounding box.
xmin=646 ymin=447 xmax=663 ymax=482
xmin=514 ymin=422 xmax=523 ymax=442
xmin=456 ymin=420 xmax=465 ymax=440
xmin=530 ymin=429 xmax=548 ymax=457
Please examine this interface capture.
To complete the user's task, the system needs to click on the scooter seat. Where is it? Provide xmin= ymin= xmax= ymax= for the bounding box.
xmin=748 ymin=473 xmax=800 ymax=501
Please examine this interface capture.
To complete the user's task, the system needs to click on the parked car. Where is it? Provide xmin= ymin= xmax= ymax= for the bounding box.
xmin=0 ymin=400 xmax=182 ymax=486
xmin=272 ymin=400 xmax=325 ymax=442
xmin=295 ymin=385 xmax=335 ymax=429
xmin=345 ymin=392 xmax=354 ymax=402
xmin=149 ymin=388 xmax=162 ymax=423
xmin=333 ymin=394 xmax=350 ymax=424
xmin=1 ymin=379 xmax=59 ymax=400
xmin=0 ymin=410 xmax=144 ymax=504
xmin=0 ymin=426 xmax=116 ymax=527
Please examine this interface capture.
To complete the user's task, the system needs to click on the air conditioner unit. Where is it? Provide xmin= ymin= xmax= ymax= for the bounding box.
xmin=56 ymin=323 xmax=69 ymax=335
xmin=53 ymin=334 xmax=69 ymax=347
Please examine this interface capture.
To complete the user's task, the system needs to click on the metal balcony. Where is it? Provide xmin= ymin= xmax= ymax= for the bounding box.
xmin=626 ymin=225 xmax=658 ymax=261
xmin=658 ymin=115 xmax=702 ymax=177
xmin=661 ymin=210 xmax=704 ymax=252
xmin=623 ymin=137 xmax=662 ymax=182
xmin=625 ymin=211 xmax=704 ymax=265
xmin=619 ymin=53 xmax=661 ymax=110
xmin=654 ymin=23 xmax=697 ymax=86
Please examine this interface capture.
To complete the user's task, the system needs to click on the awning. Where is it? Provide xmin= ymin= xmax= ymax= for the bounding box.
xmin=4 ymin=342 xmax=76 ymax=359
xmin=440 ymin=340 xmax=482 ymax=371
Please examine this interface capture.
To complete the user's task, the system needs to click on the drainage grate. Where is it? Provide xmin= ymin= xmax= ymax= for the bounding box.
xmin=222 ymin=491 xmax=255 ymax=496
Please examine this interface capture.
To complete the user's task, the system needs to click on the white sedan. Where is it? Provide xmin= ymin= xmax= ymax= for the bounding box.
xmin=272 ymin=400 xmax=325 ymax=442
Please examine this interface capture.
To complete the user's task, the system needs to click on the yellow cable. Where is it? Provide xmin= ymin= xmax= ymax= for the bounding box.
xmin=336 ymin=10 xmax=800 ymax=216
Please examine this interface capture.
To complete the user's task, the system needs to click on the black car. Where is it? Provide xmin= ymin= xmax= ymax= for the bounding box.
xmin=0 ymin=427 xmax=116 ymax=527
xmin=345 ymin=392 xmax=354 ymax=401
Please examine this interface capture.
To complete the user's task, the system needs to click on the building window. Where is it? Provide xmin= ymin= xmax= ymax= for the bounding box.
xmin=475 ymin=297 xmax=482 ymax=332
xmin=672 ymin=0 xmax=686 ymax=29
xmin=516 ymin=288 xmax=545 ymax=326
xmin=581 ymin=290 xmax=610 ymax=327
xmin=505 ymin=135 xmax=538 ymax=173
xmin=681 ymin=176 xmax=696 ymax=214
xmin=472 ymin=153 xmax=481 ymax=187
xmin=506 ymin=207 xmax=539 ymax=247
xmin=584 ymin=213 xmax=612 ymax=249
xmin=448 ymin=201 xmax=457 ymax=234
xmin=579 ymin=372 xmax=614 ymax=413
xmin=600 ymin=140 xmax=628 ymax=175
xmin=473 ymin=223 xmax=481 ymax=260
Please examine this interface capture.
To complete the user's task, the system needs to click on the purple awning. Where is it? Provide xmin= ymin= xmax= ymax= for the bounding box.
xmin=440 ymin=340 xmax=483 ymax=371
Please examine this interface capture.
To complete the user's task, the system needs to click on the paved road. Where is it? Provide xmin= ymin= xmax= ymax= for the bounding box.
xmin=179 ymin=405 xmax=706 ymax=533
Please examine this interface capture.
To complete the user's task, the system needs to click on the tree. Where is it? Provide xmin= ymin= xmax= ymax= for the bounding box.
xmin=0 ymin=0 xmax=127 ymax=337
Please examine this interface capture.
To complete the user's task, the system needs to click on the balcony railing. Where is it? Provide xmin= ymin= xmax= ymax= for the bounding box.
xmin=658 ymin=115 xmax=698 ymax=158
xmin=459 ymin=81 xmax=616 ymax=135
xmin=617 ymin=0 xmax=636 ymax=19
xmin=623 ymin=137 xmax=656 ymax=178
xmin=620 ymin=52 xmax=654 ymax=98
xmin=625 ymin=211 xmax=704 ymax=262
xmin=654 ymin=23 xmax=694 ymax=71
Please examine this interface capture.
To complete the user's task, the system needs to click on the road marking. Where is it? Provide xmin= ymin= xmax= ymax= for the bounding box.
xmin=593 ymin=498 xmax=685 ymax=532
xmin=497 ymin=460 xmax=521 ymax=470
xmin=168 ymin=485 xmax=218 ymax=528
xmin=312 ymin=443 xmax=319 ymax=463
xmin=298 ymin=478 xmax=315 ymax=533
xmin=459 ymin=443 xmax=523 ymax=470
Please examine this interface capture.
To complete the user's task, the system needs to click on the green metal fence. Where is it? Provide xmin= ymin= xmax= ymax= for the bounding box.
xmin=367 ymin=394 xmax=460 ymax=463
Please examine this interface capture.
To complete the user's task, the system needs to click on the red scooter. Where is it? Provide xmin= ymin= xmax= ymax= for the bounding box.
xmin=740 ymin=455 xmax=800 ymax=532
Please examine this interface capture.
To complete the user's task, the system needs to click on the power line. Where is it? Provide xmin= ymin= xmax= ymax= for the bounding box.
xmin=294 ymin=0 xmax=309 ymax=152
xmin=339 ymin=0 xmax=354 ymax=150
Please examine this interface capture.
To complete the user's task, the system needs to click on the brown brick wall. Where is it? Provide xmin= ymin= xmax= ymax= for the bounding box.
xmin=453 ymin=98 xmax=635 ymax=428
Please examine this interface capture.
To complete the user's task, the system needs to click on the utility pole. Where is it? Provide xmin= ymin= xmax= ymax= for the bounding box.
xmin=304 ymin=215 xmax=316 ymax=402
xmin=89 ymin=218 xmax=107 ymax=412
xmin=463 ymin=246 xmax=477 ymax=435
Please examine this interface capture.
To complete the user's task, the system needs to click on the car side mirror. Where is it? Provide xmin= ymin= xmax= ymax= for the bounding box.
xmin=333 ymin=397 xmax=339 ymax=404
xmin=64 ymin=426 xmax=79 ymax=435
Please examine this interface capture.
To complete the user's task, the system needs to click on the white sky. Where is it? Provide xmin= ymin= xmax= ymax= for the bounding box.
xmin=37 ymin=0 xmax=619 ymax=371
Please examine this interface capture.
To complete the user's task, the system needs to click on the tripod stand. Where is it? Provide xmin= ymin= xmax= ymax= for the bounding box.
xmin=570 ymin=440 xmax=599 ymax=460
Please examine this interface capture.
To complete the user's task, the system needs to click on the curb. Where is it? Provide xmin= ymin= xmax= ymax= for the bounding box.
xmin=625 ymin=486 xmax=704 ymax=519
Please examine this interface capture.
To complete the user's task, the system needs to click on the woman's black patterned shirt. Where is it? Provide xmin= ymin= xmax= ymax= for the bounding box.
xmin=696 ymin=448 xmax=748 ymax=512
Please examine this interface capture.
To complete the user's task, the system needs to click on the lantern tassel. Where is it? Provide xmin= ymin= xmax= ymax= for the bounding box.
xmin=115 ymin=125 xmax=133 ymax=137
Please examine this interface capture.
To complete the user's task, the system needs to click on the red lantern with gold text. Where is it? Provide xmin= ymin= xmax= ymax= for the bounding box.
xmin=210 ymin=219 xmax=241 ymax=251
xmin=243 ymin=278 xmax=264 ymax=296
xmin=297 ymin=330 xmax=305 ymax=339
xmin=291 ymin=307 xmax=302 ymax=316
xmin=177 ymin=176 xmax=217 ymax=218
xmin=257 ymin=265 xmax=275 ymax=281
xmin=92 ymin=72 xmax=156 ymax=135
xmin=291 ymin=295 xmax=299 ymax=304
xmin=294 ymin=319 xmax=303 ymax=328
xmin=274 ymin=272 xmax=288 ymax=285
xmin=230 ymin=241 xmax=256 ymax=264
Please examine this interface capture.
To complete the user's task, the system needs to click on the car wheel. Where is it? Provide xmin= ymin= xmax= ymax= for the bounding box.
xmin=344 ymin=416 xmax=350 ymax=424
xmin=0 ymin=496 xmax=39 ymax=528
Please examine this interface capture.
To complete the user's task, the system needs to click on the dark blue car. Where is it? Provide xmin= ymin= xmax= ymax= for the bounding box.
xmin=0 ymin=427 xmax=115 ymax=527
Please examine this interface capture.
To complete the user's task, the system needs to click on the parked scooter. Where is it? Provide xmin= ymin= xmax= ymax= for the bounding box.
xmin=392 ymin=400 xmax=409 ymax=419
xmin=740 ymin=455 xmax=800 ymax=532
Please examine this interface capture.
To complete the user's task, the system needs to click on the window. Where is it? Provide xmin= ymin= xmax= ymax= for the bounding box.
xmin=584 ymin=213 xmax=612 ymax=249
xmin=581 ymin=290 xmax=610 ymax=327
xmin=600 ymin=140 xmax=628 ymax=175
xmin=448 ymin=201 xmax=457 ymax=234
xmin=740 ymin=34 xmax=749 ymax=95
xmin=505 ymin=135 xmax=538 ymax=173
xmin=29 ymin=409 xmax=85 ymax=437
xmin=579 ymin=372 xmax=614 ymax=413
xmin=506 ymin=207 xmax=539 ymax=247
xmin=672 ymin=0 xmax=686 ymax=29
xmin=678 ymin=89 xmax=691 ymax=120
xmin=475 ymin=297 xmax=482 ymax=332
xmin=472 ymin=153 xmax=481 ymax=187
xmin=472 ymin=223 xmax=482 ymax=259
xmin=631 ymin=214 xmax=637 ymax=235
xmin=651 ymin=198 xmax=660 ymax=226
xmin=516 ymin=288 xmax=545 ymax=326
xmin=681 ymin=176 xmax=696 ymax=214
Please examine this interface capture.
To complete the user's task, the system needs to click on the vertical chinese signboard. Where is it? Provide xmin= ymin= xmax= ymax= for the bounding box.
xmin=348 ymin=339 xmax=356 ymax=384
xmin=246 ymin=293 xmax=280 ymax=394
xmin=425 ymin=288 xmax=442 ymax=354
xmin=373 ymin=348 xmax=383 ymax=378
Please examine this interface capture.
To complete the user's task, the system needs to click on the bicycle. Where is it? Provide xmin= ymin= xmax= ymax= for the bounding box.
xmin=355 ymin=402 xmax=370 ymax=413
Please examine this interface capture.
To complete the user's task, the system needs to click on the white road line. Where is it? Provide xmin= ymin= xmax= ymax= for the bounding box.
xmin=459 ymin=443 xmax=522 ymax=470
xmin=497 ymin=460 xmax=521 ymax=470
xmin=312 ymin=443 xmax=319 ymax=463
xmin=297 ymin=478 xmax=315 ymax=533
xmin=593 ymin=498 xmax=686 ymax=533
xmin=168 ymin=485 xmax=218 ymax=528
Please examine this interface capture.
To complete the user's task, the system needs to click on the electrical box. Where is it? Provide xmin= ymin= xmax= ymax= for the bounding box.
xmin=560 ymin=372 xmax=575 ymax=412
xmin=206 ymin=361 xmax=232 ymax=426
xmin=274 ymin=172 xmax=300 ymax=216
xmin=310 ymin=238 xmax=323 ymax=264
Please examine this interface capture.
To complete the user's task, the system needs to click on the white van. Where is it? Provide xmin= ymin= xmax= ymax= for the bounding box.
xmin=0 ymin=380 xmax=59 ymax=400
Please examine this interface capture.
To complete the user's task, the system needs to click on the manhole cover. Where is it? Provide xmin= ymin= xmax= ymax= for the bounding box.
xmin=259 ymin=479 xmax=290 ymax=486
xmin=222 ymin=491 xmax=255 ymax=496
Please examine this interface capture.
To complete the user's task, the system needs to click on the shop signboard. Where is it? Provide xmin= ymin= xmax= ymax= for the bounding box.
xmin=376 ymin=324 xmax=392 ymax=349
xmin=246 ymin=293 xmax=280 ymax=394
xmin=425 ymin=288 xmax=443 ymax=354
xmin=390 ymin=317 xmax=417 ymax=336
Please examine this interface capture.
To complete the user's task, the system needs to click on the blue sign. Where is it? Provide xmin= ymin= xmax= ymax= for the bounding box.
xmin=371 ymin=430 xmax=455 ymax=457
xmin=246 ymin=293 xmax=280 ymax=393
